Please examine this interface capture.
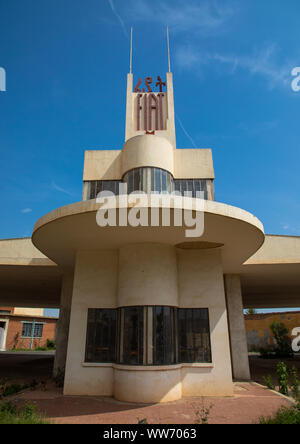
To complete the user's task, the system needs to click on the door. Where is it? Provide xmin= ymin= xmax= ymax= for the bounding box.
xmin=0 ymin=322 xmax=6 ymax=351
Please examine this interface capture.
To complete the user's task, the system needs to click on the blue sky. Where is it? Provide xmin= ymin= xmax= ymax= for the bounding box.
xmin=0 ymin=1 xmax=300 ymax=314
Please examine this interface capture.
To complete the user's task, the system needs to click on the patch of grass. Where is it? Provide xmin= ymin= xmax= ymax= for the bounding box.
xmin=0 ymin=401 xmax=50 ymax=424
xmin=258 ymin=402 xmax=300 ymax=424
xmin=2 ymin=383 xmax=29 ymax=398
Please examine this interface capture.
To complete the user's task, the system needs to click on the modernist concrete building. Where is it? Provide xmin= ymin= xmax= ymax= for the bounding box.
xmin=0 ymin=70 xmax=300 ymax=403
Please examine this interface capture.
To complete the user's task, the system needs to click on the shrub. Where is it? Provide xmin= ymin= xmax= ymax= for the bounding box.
xmin=259 ymin=402 xmax=300 ymax=424
xmin=277 ymin=362 xmax=289 ymax=396
xmin=46 ymin=339 xmax=56 ymax=350
xmin=0 ymin=401 xmax=50 ymax=424
xmin=263 ymin=375 xmax=275 ymax=390
xmin=53 ymin=367 xmax=65 ymax=388
xmin=2 ymin=383 xmax=29 ymax=398
xmin=290 ymin=366 xmax=300 ymax=400
xmin=270 ymin=321 xmax=293 ymax=358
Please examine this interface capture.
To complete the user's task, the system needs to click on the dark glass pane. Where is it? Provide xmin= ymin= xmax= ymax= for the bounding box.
xmin=128 ymin=171 xmax=134 ymax=193
xmin=153 ymin=306 xmax=176 ymax=365
xmin=34 ymin=324 xmax=43 ymax=338
xmin=85 ymin=309 xmax=117 ymax=363
xmin=90 ymin=181 xmax=96 ymax=199
xmin=174 ymin=181 xmax=181 ymax=194
xmin=22 ymin=323 xmax=32 ymax=337
xmin=95 ymin=181 xmax=102 ymax=196
xmin=154 ymin=169 xmax=161 ymax=192
xmin=161 ymin=170 xmax=167 ymax=192
xmin=151 ymin=168 xmax=155 ymax=192
xmin=178 ymin=308 xmax=211 ymax=363
xmin=166 ymin=173 xmax=172 ymax=193
xmin=134 ymin=169 xmax=141 ymax=192
xmin=121 ymin=307 xmax=144 ymax=365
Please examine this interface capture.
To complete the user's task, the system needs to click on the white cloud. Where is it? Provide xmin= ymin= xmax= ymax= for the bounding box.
xmin=127 ymin=0 xmax=235 ymax=35
xmin=51 ymin=181 xmax=74 ymax=196
xmin=108 ymin=0 xmax=129 ymax=38
xmin=176 ymin=44 xmax=292 ymax=89
xmin=176 ymin=114 xmax=197 ymax=148
xmin=21 ymin=208 xmax=32 ymax=214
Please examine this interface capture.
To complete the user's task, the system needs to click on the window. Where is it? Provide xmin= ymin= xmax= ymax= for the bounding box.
xmin=118 ymin=307 xmax=144 ymax=365
xmin=123 ymin=167 xmax=173 ymax=195
xmin=86 ymin=180 xmax=121 ymax=199
xmin=85 ymin=309 xmax=117 ymax=363
xmin=21 ymin=322 xmax=43 ymax=338
xmin=85 ymin=307 xmax=211 ymax=365
xmin=173 ymin=179 xmax=209 ymax=200
xmin=152 ymin=306 xmax=177 ymax=365
xmin=84 ymin=176 xmax=214 ymax=200
xmin=178 ymin=308 xmax=211 ymax=363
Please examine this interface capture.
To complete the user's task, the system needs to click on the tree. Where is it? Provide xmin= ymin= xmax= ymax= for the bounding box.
xmin=245 ymin=308 xmax=258 ymax=315
xmin=270 ymin=320 xmax=293 ymax=358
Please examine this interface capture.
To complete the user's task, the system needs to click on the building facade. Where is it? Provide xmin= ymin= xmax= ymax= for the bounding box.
xmin=0 ymin=307 xmax=57 ymax=351
xmin=245 ymin=311 xmax=300 ymax=351
xmin=0 ymin=69 xmax=299 ymax=403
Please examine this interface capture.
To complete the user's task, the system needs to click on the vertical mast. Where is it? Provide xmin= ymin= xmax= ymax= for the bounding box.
xmin=166 ymin=26 xmax=171 ymax=73
xmin=129 ymin=26 xmax=133 ymax=74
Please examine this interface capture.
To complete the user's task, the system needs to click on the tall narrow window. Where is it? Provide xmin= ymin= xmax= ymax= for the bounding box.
xmin=153 ymin=306 xmax=176 ymax=365
xmin=178 ymin=308 xmax=211 ymax=363
xmin=85 ymin=309 xmax=117 ymax=363
xmin=119 ymin=307 xmax=144 ymax=365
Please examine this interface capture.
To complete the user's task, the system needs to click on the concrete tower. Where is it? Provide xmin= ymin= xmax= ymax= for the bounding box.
xmin=31 ymin=68 xmax=265 ymax=402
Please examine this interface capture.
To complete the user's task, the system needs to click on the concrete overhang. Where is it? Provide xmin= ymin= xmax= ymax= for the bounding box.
xmin=32 ymin=197 xmax=265 ymax=273
xmin=0 ymin=238 xmax=62 ymax=308
xmin=240 ymin=235 xmax=300 ymax=308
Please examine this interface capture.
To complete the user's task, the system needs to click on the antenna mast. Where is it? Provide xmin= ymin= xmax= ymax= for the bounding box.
xmin=166 ymin=26 xmax=171 ymax=72
xmin=129 ymin=26 xmax=133 ymax=74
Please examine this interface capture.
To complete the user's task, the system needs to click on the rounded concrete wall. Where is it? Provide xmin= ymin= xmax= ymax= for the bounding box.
xmin=121 ymin=134 xmax=174 ymax=176
xmin=117 ymin=243 xmax=178 ymax=307
xmin=114 ymin=367 xmax=182 ymax=403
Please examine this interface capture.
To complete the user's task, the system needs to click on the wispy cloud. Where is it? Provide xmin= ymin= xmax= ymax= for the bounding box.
xmin=176 ymin=43 xmax=292 ymax=89
xmin=51 ymin=181 xmax=74 ymax=197
xmin=176 ymin=114 xmax=197 ymax=148
xmin=108 ymin=0 xmax=128 ymax=38
xmin=127 ymin=0 xmax=236 ymax=35
xmin=239 ymin=120 xmax=278 ymax=136
xmin=21 ymin=208 xmax=32 ymax=214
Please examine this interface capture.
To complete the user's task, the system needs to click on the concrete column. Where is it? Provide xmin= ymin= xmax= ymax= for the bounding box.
xmin=225 ymin=274 xmax=250 ymax=381
xmin=53 ymin=272 xmax=74 ymax=376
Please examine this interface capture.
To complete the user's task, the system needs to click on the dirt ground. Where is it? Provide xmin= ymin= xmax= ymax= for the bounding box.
xmin=249 ymin=354 xmax=300 ymax=386
xmin=0 ymin=352 xmax=298 ymax=424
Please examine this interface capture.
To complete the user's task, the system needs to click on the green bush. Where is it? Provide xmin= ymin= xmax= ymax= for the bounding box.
xmin=259 ymin=402 xmax=300 ymax=424
xmin=263 ymin=375 xmax=275 ymax=390
xmin=277 ymin=362 xmax=289 ymax=396
xmin=0 ymin=401 xmax=50 ymax=424
xmin=2 ymin=383 xmax=29 ymax=398
xmin=46 ymin=339 xmax=56 ymax=350
xmin=270 ymin=321 xmax=293 ymax=358
xmin=290 ymin=366 xmax=300 ymax=400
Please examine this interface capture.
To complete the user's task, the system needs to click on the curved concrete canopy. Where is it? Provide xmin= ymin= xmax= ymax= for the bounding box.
xmin=241 ymin=235 xmax=300 ymax=308
xmin=0 ymin=238 xmax=62 ymax=308
xmin=32 ymin=197 xmax=265 ymax=273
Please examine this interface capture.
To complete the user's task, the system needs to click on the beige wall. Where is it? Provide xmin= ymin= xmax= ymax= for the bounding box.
xmin=82 ymin=145 xmax=215 ymax=182
xmin=64 ymin=244 xmax=233 ymax=401
xmin=177 ymin=248 xmax=233 ymax=396
xmin=13 ymin=307 xmax=44 ymax=316
xmin=64 ymin=250 xmax=118 ymax=395
xmin=118 ymin=244 xmax=178 ymax=307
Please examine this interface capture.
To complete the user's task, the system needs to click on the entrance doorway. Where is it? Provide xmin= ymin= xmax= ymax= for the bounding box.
xmin=0 ymin=321 xmax=6 ymax=351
